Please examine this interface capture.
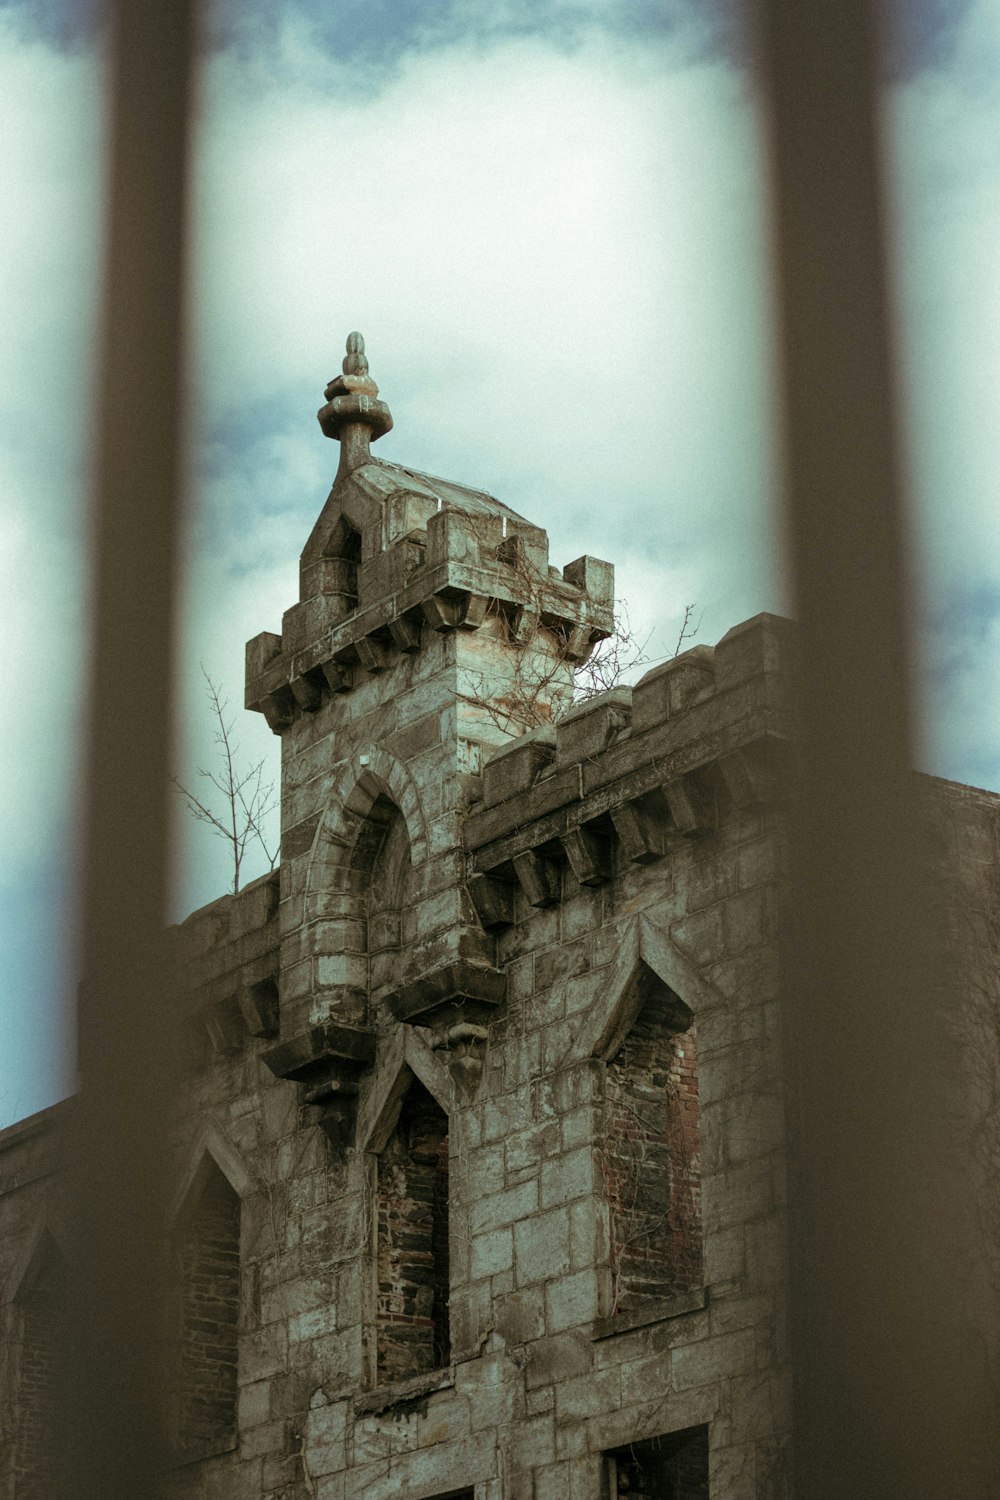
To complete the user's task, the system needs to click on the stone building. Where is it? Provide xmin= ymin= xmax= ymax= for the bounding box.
xmin=1 ymin=334 xmax=997 ymax=1498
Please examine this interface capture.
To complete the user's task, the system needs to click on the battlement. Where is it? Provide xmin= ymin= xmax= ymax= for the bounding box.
xmin=465 ymin=612 xmax=795 ymax=914
xmin=170 ymin=869 xmax=280 ymax=1063
xmin=246 ymin=488 xmax=614 ymax=732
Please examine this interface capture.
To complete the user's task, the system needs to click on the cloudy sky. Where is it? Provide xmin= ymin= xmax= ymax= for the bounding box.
xmin=1 ymin=0 xmax=998 ymax=1128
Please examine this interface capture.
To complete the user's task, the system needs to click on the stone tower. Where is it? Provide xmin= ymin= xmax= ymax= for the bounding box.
xmin=245 ymin=333 xmax=614 ymax=1146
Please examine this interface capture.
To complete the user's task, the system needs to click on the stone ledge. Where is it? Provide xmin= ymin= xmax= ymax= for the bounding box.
xmin=591 ymin=1286 xmax=706 ymax=1341
xmin=354 ymin=1366 xmax=455 ymax=1415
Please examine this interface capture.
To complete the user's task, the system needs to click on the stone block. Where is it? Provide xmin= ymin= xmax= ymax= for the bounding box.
xmin=562 ymin=555 xmax=614 ymax=610
xmin=515 ymin=1206 xmax=571 ymax=1285
xmin=471 ymin=1226 xmax=514 ymax=1280
xmin=525 ymin=1329 xmax=593 ymax=1390
xmin=481 ymin=726 xmax=556 ymax=808
xmin=631 ymin=645 xmax=716 ymax=734
xmin=713 ymin=612 xmax=795 ymax=690
xmin=540 ymin=1147 xmax=594 ymax=1209
xmin=671 ymin=1329 xmax=756 ymax=1391
xmin=470 ymin=1178 xmax=539 ymax=1237
xmin=495 ymin=1285 xmax=547 ymax=1345
xmin=554 ymin=689 xmax=632 ymax=768
xmin=544 ymin=1269 xmax=599 ymax=1332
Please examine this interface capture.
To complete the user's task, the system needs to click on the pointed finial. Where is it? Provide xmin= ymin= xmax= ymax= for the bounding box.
xmin=343 ymin=331 xmax=369 ymax=377
xmin=318 ymin=332 xmax=393 ymax=473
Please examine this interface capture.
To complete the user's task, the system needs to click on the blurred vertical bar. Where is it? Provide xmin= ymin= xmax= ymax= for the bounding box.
xmin=63 ymin=3 xmax=195 ymax=1496
xmin=756 ymin=2 xmax=996 ymax=1495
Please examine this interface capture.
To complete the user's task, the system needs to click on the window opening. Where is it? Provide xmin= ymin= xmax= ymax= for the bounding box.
xmin=602 ymin=970 xmax=702 ymax=1311
xmin=607 ymin=1424 xmax=709 ymax=1498
xmin=172 ymin=1158 xmax=241 ymax=1455
xmin=376 ymin=1079 xmax=450 ymax=1382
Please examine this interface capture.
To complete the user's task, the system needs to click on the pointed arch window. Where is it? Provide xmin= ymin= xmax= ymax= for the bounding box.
xmin=375 ymin=1077 xmax=451 ymax=1383
xmin=600 ymin=964 xmax=703 ymax=1312
xmin=170 ymin=1156 xmax=242 ymax=1458
xmin=354 ymin=793 xmax=412 ymax=1001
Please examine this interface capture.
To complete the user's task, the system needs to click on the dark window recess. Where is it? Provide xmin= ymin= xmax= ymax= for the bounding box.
xmin=14 ymin=1245 xmax=66 ymax=1500
xmin=173 ymin=1160 xmax=241 ymax=1454
xmin=361 ymin=795 xmax=412 ymax=998
xmin=376 ymin=1080 xmax=450 ymax=1382
xmin=323 ymin=516 xmax=361 ymax=612
xmin=608 ymin=1424 xmax=709 ymax=1498
xmin=601 ymin=970 xmax=703 ymax=1311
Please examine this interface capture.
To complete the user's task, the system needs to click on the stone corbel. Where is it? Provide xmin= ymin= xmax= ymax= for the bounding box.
xmin=467 ymin=872 xmax=515 ymax=931
xmin=717 ymin=742 xmax=779 ymax=809
xmin=384 ymin=957 xmax=506 ymax=1026
xmin=259 ymin=686 xmax=297 ymax=733
xmin=239 ymin=977 xmax=279 ymax=1038
xmin=664 ymin=773 xmax=716 ymax=837
xmin=262 ymin=1022 xmax=376 ymax=1152
xmin=503 ymin=601 xmax=540 ymax=645
xmin=421 ymin=590 xmax=490 ymax=631
xmin=321 ymin=659 xmax=354 ymax=694
xmin=562 ymin=825 xmax=612 ymax=887
xmin=557 ymin=621 xmax=597 ymax=665
xmin=355 ymin=633 xmax=390 ymax=672
xmin=388 ymin=613 xmax=422 ymax=653
xmin=610 ymin=793 xmax=669 ymax=864
xmin=429 ymin=1022 xmax=489 ymax=1099
xmin=290 ymin=669 xmax=325 ymax=712
xmin=512 ymin=849 xmax=561 ymax=907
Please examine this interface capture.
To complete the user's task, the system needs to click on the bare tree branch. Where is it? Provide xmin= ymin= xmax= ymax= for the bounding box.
xmin=174 ymin=665 xmax=278 ymax=892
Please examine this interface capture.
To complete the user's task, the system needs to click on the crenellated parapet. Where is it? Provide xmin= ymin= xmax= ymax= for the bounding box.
xmin=170 ymin=870 xmax=281 ymax=1065
xmin=246 ymin=499 xmax=614 ymax=733
xmin=464 ymin=612 xmax=796 ymax=916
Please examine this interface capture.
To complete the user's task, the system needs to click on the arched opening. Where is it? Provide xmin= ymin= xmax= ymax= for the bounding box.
xmin=375 ymin=1078 xmax=450 ymax=1383
xmin=322 ymin=514 xmax=362 ymax=613
xmin=601 ymin=964 xmax=702 ymax=1312
xmin=13 ymin=1235 xmax=66 ymax=1500
xmin=353 ymin=794 xmax=411 ymax=1000
xmin=171 ymin=1157 xmax=241 ymax=1456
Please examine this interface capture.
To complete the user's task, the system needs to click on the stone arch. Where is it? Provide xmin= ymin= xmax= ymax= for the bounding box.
xmin=167 ymin=1123 xmax=250 ymax=1459
xmin=356 ymin=1025 xmax=457 ymax=1156
xmin=305 ymin=748 xmax=429 ymax=913
xmin=576 ymin=912 xmax=723 ymax=1064
xmin=168 ymin=1118 xmax=253 ymax=1227
xmin=360 ymin=1027 xmax=455 ymax=1385
xmin=303 ymin=750 xmax=429 ymax=1026
xmin=579 ymin=915 xmax=715 ymax=1314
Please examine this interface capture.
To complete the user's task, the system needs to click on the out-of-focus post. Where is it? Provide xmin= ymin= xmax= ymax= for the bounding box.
xmin=756 ymin=2 xmax=997 ymax=1494
xmin=63 ymin=5 xmax=195 ymax=1496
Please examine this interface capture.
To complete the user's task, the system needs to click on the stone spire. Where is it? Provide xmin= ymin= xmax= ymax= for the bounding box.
xmin=317 ymin=332 xmax=393 ymax=477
